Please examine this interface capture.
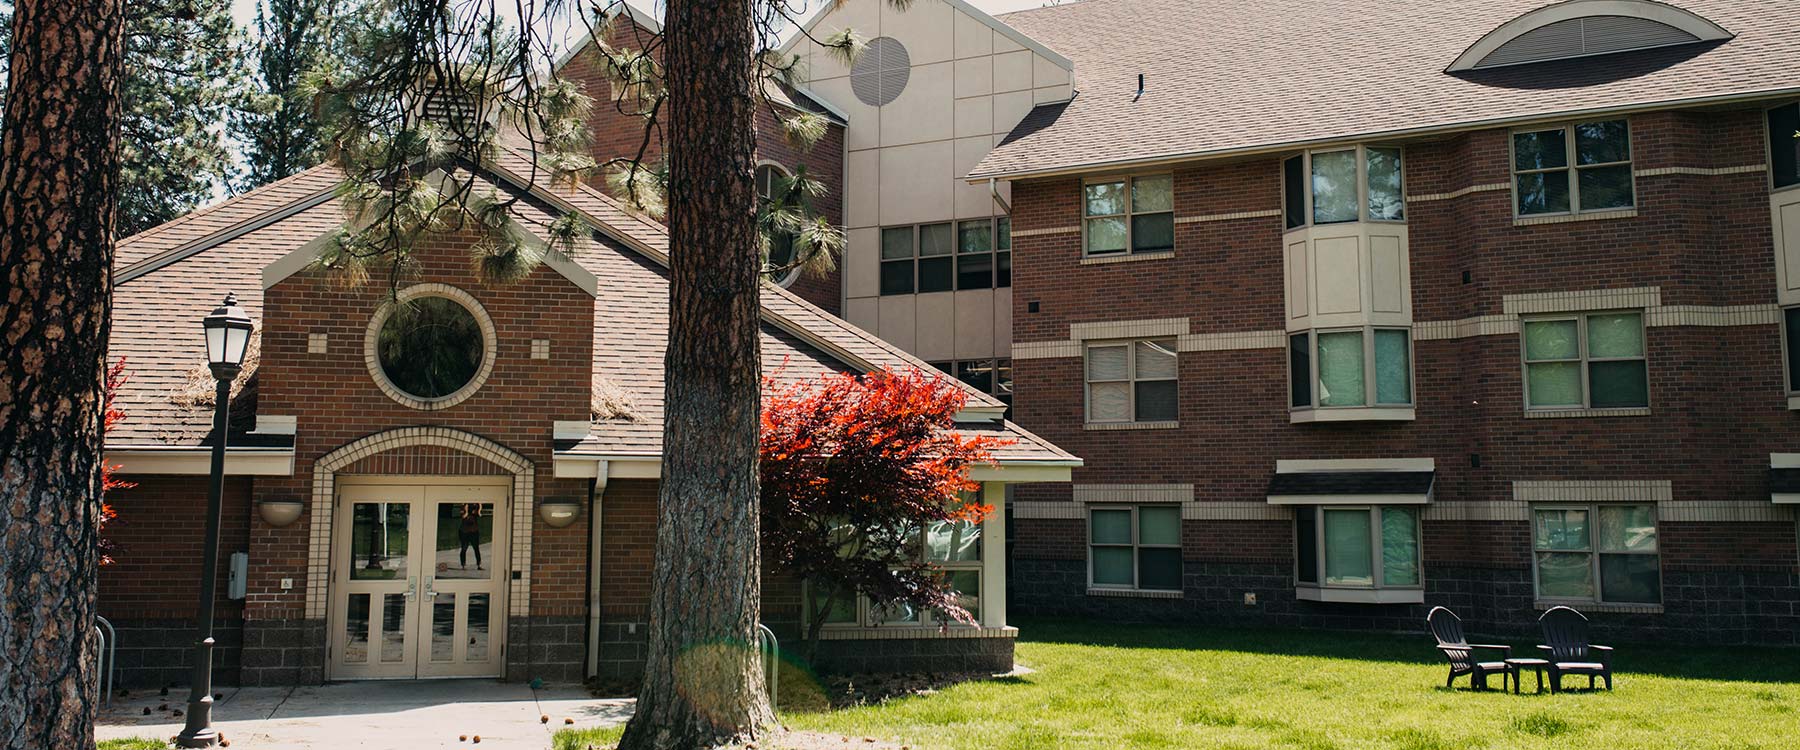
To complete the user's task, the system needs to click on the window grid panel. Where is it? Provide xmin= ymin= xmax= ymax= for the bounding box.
xmin=1083 ymin=175 xmax=1174 ymax=257
xmin=1513 ymin=121 xmax=1634 ymax=217
xmin=1523 ymin=312 xmax=1648 ymax=411
xmin=1531 ymin=504 xmax=1660 ymax=605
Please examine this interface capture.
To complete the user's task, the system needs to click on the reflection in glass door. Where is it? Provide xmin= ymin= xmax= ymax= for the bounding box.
xmin=328 ymin=481 xmax=508 ymax=679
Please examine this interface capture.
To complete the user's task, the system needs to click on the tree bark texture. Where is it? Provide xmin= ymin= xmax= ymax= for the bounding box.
xmin=617 ymin=0 xmax=775 ymax=747
xmin=0 ymin=0 xmax=124 ymax=748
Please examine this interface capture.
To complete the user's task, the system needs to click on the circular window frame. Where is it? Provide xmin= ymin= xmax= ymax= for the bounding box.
xmin=755 ymin=161 xmax=805 ymax=289
xmin=849 ymin=36 xmax=911 ymax=107
xmin=364 ymin=283 xmax=498 ymax=411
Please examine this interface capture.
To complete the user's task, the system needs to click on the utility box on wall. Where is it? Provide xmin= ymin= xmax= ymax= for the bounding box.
xmin=228 ymin=552 xmax=248 ymax=600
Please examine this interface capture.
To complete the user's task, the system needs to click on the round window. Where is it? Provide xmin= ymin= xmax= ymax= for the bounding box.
xmin=849 ymin=37 xmax=910 ymax=107
xmin=371 ymin=292 xmax=491 ymax=406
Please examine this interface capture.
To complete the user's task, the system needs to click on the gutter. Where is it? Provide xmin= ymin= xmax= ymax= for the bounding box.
xmin=964 ymin=85 xmax=1800 ymax=184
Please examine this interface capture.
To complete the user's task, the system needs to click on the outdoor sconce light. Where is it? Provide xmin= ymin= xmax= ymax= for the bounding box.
xmin=257 ymin=499 xmax=305 ymax=528
xmin=538 ymin=500 xmax=581 ymax=528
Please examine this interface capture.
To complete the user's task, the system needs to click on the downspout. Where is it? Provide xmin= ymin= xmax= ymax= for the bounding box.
xmin=582 ymin=460 xmax=608 ymax=679
xmin=989 ymin=177 xmax=1011 ymax=216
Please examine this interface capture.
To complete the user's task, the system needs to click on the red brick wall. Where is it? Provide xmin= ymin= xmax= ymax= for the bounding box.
xmin=1010 ymin=106 xmax=1800 ymax=576
xmin=557 ymin=18 xmax=845 ymax=314
xmin=100 ymin=475 xmax=253 ymax=620
xmin=245 ymin=227 xmax=597 ymax=622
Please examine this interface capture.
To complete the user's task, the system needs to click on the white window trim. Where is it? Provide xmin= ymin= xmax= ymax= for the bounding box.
xmin=1282 ymin=144 xmax=1408 ymax=232
xmin=1530 ymin=503 xmax=1663 ymax=607
xmin=1294 ymin=505 xmax=1424 ymax=594
xmin=1288 ymin=326 xmax=1416 ymax=415
xmin=1520 ymin=310 xmax=1650 ymax=413
xmin=1768 ymin=101 xmax=1800 ymax=195
xmin=1083 ymin=338 xmax=1179 ymax=425
xmin=1087 ymin=505 xmax=1182 ymax=593
xmin=1509 ymin=119 xmax=1637 ymax=219
xmin=1081 ymin=173 xmax=1175 ymax=257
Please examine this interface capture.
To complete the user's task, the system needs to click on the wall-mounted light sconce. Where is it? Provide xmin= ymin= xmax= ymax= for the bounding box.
xmin=539 ymin=499 xmax=581 ymax=528
xmin=256 ymin=499 xmax=305 ymax=528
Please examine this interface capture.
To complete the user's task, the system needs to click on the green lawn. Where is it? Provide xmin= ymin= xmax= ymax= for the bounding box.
xmin=559 ymin=618 xmax=1800 ymax=750
xmin=97 ymin=740 xmax=167 ymax=750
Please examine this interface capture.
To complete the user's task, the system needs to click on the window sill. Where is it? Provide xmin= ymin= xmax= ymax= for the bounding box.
xmin=1787 ymin=394 xmax=1800 ymax=411
xmin=1513 ymin=208 xmax=1637 ymax=226
xmin=1524 ymin=407 xmax=1650 ymax=419
xmin=1087 ymin=587 xmax=1182 ymax=599
xmin=1085 ymin=420 xmax=1179 ymax=431
xmin=1290 ymin=407 xmax=1415 ymax=424
xmin=1296 ymin=586 xmax=1424 ymax=604
xmin=816 ymin=625 xmax=1019 ymax=640
xmin=1080 ymin=250 xmax=1174 ymax=266
xmin=1533 ymin=601 xmax=1662 ymax=615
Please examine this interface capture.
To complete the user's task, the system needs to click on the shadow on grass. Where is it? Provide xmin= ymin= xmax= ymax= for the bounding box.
xmin=1011 ymin=617 xmax=1800 ymax=685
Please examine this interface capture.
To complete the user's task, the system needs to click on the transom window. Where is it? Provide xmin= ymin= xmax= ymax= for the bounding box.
xmin=1288 ymin=328 xmax=1412 ymax=410
xmin=1083 ymin=174 xmax=1173 ymax=256
xmin=1294 ymin=506 xmax=1420 ymax=590
xmin=1283 ymin=145 xmax=1405 ymax=230
xmin=1089 ymin=505 xmax=1181 ymax=591
xmin=1770 ymin=102 xmax=1800 ymax=191
xmin=1084 ymin=339 xmax=1178 ymax=424
xmin=807 ymin=516 xmax=984 ymax=629
xmin=1512 ymin=120 xmax=1634 ymax=216
xmin=880 ymin=218 xmax=1009 ymax=295
xmin=1522 ymin=312 xmax=1648 ymax=410
xmin=1533 ymin=505 xmax=1660 ymax=604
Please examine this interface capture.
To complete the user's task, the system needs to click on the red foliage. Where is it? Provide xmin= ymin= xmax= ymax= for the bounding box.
xmin=760 ymin=367 xmax=1012 ymax=641
xmin=100 ymin=357 xmax=132 ymax=564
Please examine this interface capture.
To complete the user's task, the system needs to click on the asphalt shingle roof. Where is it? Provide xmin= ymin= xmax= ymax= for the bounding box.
xmin=971 ymin=0 xmax=1800 ymax=179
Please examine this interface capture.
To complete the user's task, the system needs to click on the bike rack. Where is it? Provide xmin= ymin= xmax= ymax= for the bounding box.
xmin=755 ymin=622 xmax=779 ymax=709
xmin=94 ymin=615 xmax=117 ymax=707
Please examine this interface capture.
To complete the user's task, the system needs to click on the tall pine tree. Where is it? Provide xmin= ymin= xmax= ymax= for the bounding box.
xmin=232 ymin=0 xmax=348 ymax=190
xmin=0 ymin=0 xmax=251 ymax=236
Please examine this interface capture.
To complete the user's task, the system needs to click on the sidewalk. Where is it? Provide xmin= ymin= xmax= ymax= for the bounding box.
xmin=97 ymin=680 xmax=633 ymax=749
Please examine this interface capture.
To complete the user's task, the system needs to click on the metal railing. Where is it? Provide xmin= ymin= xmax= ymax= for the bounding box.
xmin=94 ymin=616 xmax=116 ymax=707
xmin=755 ymin=622 xmax=778 ymax=709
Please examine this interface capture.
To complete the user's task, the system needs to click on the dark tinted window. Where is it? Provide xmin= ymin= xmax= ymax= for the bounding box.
xmin=1283 ymin=156 xmax=1305 ymax=229
xmin=1787 ymin=308 xmax=1800 ymax=392
xmin=918 ymin=257 xmax=953 ymax=293
xmin=1289 ymin=333 xmax=1311 ymax=407
xmin=1295 ymin=506 xmax=1318 ymax=584
xmin=1772 ymin=103 xmax=1800 ymax=190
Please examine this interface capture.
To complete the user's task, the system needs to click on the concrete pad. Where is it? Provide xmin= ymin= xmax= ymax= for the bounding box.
xmin=98 ymin=681 xmax=633 ymax=750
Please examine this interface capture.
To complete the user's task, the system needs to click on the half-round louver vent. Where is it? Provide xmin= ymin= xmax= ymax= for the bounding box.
xmin=1449 ymin=0 xmax=1731 ymax=73
xmin=850 ymin=36 xmax=911 ymax=107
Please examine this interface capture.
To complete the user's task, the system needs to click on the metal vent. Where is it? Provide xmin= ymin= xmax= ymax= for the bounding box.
xmin=849 ymin=36 xmax=910 ymax=107
xmin=1476 ymin=15 xmax=1699 ymax=69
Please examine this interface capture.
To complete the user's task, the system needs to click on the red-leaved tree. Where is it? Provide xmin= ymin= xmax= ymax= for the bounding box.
xmin=760 ymin=368 xmax=1012 ymax=659
xmin=99 ymin=357 xmax=130 ymax=564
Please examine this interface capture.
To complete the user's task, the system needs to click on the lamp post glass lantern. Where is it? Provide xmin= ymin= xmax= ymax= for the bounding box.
xmin=178 ymin=293 xmax=253 ymax=748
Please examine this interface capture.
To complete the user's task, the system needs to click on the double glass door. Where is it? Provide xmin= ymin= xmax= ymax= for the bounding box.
xmin=329 ymin=482 xmax=508 ymax=679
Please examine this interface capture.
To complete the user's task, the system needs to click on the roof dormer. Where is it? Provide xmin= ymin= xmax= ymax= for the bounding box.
xmin=1447 ymin=0 xmax=1732 ymax=73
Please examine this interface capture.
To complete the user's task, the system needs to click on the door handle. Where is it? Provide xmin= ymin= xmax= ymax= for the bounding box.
xmin=404 ymin=576 xmax=417 ymax=600
xmin=424 ymin=578 xmax=437 ymax=600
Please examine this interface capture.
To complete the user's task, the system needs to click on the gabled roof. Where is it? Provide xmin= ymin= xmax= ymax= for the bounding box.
xmin=107 ymin=151 xmax=1073 ymax=467
xmin=969 ymin=0 xmax=1798 ymax=181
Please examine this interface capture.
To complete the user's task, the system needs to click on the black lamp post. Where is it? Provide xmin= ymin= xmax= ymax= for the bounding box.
xmin=177 ymin=293 xmax=253 ymax=749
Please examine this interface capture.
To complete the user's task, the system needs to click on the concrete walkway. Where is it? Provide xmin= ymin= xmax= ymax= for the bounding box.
xmin=97 ymin=681 xmax=633 ymax=749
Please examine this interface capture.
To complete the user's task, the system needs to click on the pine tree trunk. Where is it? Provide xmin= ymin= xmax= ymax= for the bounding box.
xmin=616 ymin=0 xmax=775 ymax=747
xmin=0 ymin=0 xmax=124 ymax=748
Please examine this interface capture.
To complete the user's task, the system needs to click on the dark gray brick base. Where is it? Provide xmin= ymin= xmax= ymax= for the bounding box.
xmin=506 ymin=615 xmax=586 ymax=683
xmin=106 ymin=619 xmax=243 ymax=690
xmin=239 ymin=619 xmax=326 ymax=686
xmin=1012 ymin=558 xmax=1800 ymax=645
xmin=807 ymin=635 xmax=1015 ymax=675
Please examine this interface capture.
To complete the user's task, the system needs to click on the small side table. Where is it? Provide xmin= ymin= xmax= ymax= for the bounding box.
xmin=1505 ymin=658 xmax=1549 ymax=695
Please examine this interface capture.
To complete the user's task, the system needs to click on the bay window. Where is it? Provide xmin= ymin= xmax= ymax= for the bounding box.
xmin=1522 ymin=311 xmax=1648 ymax=411
xmin=1089 ymin=505 xmax=1182 ymax=592
xmin=1512 ymin=120 xmax=1634 ymax=216
xmin=1294 ymin=506 xmax=1421 ymax=593
xmin=1288 ymin=327 xmax=1413 ymax=410
xmin=1532 ymin=505 xmax=1660 ymax=605
xmin=1085 ymin=338 xmax=1179 ymax=424
xmin=807 ymin=515 xmax=986 ymax=629
xmin=1083 ymin=174 xmax=1174 ymax=256
xmin=1282 ymin=145 xmax=1405 ymax=230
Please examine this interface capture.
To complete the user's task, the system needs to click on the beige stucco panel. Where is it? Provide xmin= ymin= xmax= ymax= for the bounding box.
xmin=915 ymin=290 xmax=957 ymax=361
xmin=993 ymin=286 xmax=1012 ymax=356
xmin=993 ymin=50 xmax=1032 ymax=94
xmin=1033 ymin=52 xmax=1071 ymax=89
xmin=1286 ymin=237 xmax=1309 ymax=322
xmin=954 ymin=6 xmax=993 ymax=59
xmin=992 ymin=90 xmax=1033 ymax=136
xmin=955 ymin=95 xmax=994 ymax=139
xmin=992 ymin=25 xmax=1023 ymax=54
xmin=1314 ymin=235 xmax=1362 ymax=316
xmin=881 ymin=0 xmax=955 ymax=66
xmin=954 ymin=56 xmax=994 ymax=99
xmin=846 ymin=149 xmax=881 ymax=230
xmin=955 ymin=289 xmax=996 ymax=360
xmin=1034 ymin=84 xmax=1072 ymax=105
xmin=880 ymin=61 xmax=955 ymax=147
xmin=846 ymin=295 xmax=879 ymax=334
xmin=845 ymin=226 xmax=882 ymax=298
xmin=1369 ymin=230 xmax=1408 ymax=316
xmin=954 ymin=136 xmax=998 ymax=219
xmin=807 ymin=76 xmax=878 ymax=152
xmin=879 ymin=140 xmax=955 ymax=226
xmin=1777 ymin=192 xmax=1800 ymax=305
xmin=877 ymin=294 xmax=918 ymax=352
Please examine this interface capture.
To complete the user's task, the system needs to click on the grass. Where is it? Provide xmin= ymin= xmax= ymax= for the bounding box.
xmin=557 ymin=617 xmax=1800 ymax=750
xmin=97 ymin=740 xmax=168 ymax=750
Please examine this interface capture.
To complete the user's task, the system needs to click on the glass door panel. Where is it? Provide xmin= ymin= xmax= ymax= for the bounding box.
xmin=417 ymin=484 xmax=508 ymax=678
xmin=329 ymin=486 xmax=424 ymax=679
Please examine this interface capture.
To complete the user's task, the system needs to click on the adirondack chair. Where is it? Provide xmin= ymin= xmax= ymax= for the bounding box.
xmin=1426 ymin=606 xmax=1513 ymax=690
xmin=1537 ymin=606 xmax=1614 ymax=692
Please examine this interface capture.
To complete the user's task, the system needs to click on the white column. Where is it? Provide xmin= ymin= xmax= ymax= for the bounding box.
xmin=980 ymin=481 xmax=1007 ymax=628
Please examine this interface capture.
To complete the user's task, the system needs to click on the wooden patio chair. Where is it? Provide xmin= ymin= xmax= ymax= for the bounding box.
xmin=1537 ymin=606 xmax=1614 ymax=692
xmin=1426 ymin=606 xmax=1512 ymax=691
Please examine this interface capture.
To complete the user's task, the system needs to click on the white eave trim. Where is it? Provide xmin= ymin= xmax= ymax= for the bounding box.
xmin=1268 ymin=493 xmax=1432 ymax=506
xmin=1446 ymin=0 xmax=1733 ymax=74
xmin=1296 ymin=586 xmax=1425 ymax=605
xmin=105 ymin=446 xmax=296 ymax=476
xmin=1276 ymin=458 xmax=1435 ymax=473
xmin=775 ymin=0 xmax=1072 ymax=72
